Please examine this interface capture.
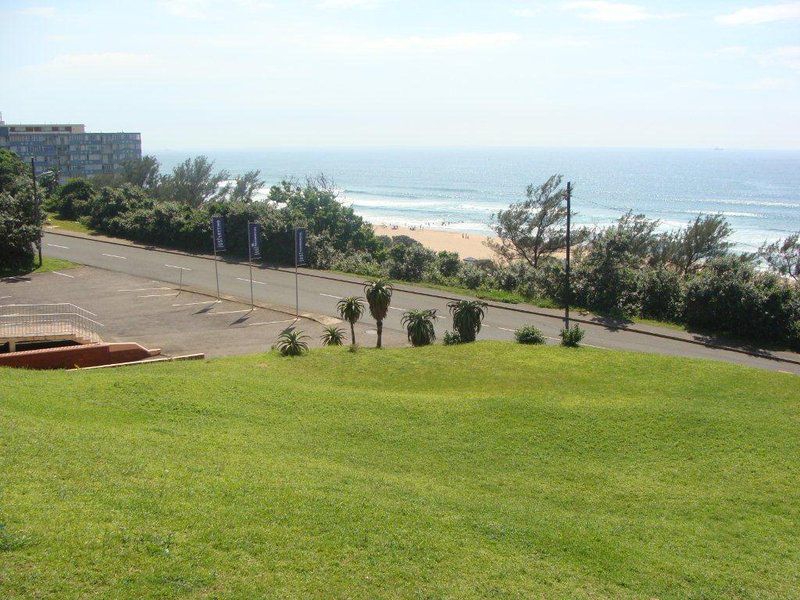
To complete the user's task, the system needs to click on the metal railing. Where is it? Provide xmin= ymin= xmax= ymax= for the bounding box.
xmin=0 ymin=303 xmax=104 ymax=345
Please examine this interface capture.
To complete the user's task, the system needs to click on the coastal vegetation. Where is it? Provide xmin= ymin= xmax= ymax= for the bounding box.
xmin=2 ymin=343 xmax=798 ymax=598
xmin=0 ymin=149 xmax=44 ymax=275
xmin=26 ymin=153 xmax=800 ymax=349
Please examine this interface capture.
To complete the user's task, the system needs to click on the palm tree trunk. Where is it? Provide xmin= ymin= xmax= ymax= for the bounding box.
xmin=350 ymin=321 xmax=356 ymax=346
xmin=376 ymin=319 xmax=383 ymax=348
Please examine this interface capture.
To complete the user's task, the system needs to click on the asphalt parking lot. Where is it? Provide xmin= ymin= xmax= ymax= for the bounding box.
xmin=0 ymin=266 xmax=404 ymax=358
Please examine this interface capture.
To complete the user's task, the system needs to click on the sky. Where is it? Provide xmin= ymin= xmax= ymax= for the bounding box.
xmin=1 ymin=0 xmax=799 ymax=150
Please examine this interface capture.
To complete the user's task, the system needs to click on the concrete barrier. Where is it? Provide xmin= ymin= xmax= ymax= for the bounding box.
xmin=0 ymin=342 xmax=160 ymax=370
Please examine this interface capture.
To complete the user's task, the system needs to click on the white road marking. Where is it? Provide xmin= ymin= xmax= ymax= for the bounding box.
xmin=320 ymin=293 xmax=343 ymax=299
xmin=118 ymin=287 xmax=173 ymax=292
xmin=172 ymin=300 xmax=220 ymax=307
xmin=236 ymin=277 xmax=266 ymax=285
xmin=210 ymin=309 xmax=253 ymax=315
xmin=497 ymin=327 xmax=515 ymax=332
xmin=244 ymin=318 xmax=295 ymax=327
xmin=46 ymin=243 xmax=70 ymax=249
xmin=164 ymin=264 xmax=192 ymax=271
xmin=138 ymin=293 xmax=176 ymax=298
xmin=0 ymin=295 xmax=11 ymax=300
xmin=388 ymin=306 xmax=407 ymax=312
xmin=52 ymin=271 xmax=75 ymax=278
xmin=101 ymin=253 xmax=127 ymax=260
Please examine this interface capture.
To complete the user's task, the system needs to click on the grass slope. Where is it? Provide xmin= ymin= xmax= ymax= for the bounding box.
xmin=1 ymin=256 xmax=77 ymax=278
xmin=1 ymin=343 xmax=798 ymax=599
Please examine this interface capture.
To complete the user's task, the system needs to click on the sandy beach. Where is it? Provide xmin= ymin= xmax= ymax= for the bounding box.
xmin=372 ymin=224 xmax=497 ymax=260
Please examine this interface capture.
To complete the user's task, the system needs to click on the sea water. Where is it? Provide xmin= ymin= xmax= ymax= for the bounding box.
xmin=155 ymin=147 xmax=800 ymax=251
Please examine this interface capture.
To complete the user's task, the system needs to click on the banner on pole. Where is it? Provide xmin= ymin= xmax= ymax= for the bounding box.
xmin=294 ymin=227 xmax=307 ymax=266
xmin=249 ymin=222 xmax=262 ymax=259
xmin=212 ymin=216 xmax=226 ymax=252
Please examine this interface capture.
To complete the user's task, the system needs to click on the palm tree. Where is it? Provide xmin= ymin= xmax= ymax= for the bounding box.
xmin=275 ymin=329 xmax=309 ymax=356
xmin=401 ymin=309 xmax=437 ymax=347
xmin=337 ymin=296 xmax=365 ymax=346
xmin=448 ymin=300 xmax=487 ymax=343
xmin=364 ymin=279 xmax=393 ymax=348
xmin=321 ymin=325 xmax=345 ymax=346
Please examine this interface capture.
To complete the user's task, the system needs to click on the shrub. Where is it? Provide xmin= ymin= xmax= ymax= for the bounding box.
xmin=458 ymin=263 xmax=486 ymax=289
xmin=401 ymin=309 xmax=437 ymax=347
xmin=388 ymin=242 xmax=437 ymax=281
xmin=448 ymin=300 xmax=487 ymax=343
xmin=443 ymin=330 xmax=462 ymax=345
xmin=436 ymin=250 xmax=462 ymax=277
xmin=48 ymin=178 xmax=95 ymax=220
xmin=514 ymin=325 xmax=546 ymax=345
xmin=320 ymin=326 xmax=345 ymax=346
xmin=637 ymin=266 xmax=684 ymax=322
xmin=275 ymin=330 xmax=309 ymax=356
xmin=560 ymin=325 xmax=585 ymax=347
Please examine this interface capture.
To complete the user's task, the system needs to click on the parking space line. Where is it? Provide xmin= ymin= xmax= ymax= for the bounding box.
xmin=52 ymin=271 xmax=75 ymax=278
xmin=164 ymin=264 xmax=192 ymax=271
xmin=101 ymin=253 xmax=127 ymax=260
xmin=236 ymin=277 xmax=266 ymax=285
xmin=46 ymin=243 xmax=70 ymax=249
xmin=243 ymin=319 xmax=295 ymax=327
xmin=138 ymin=293 xmax=176 ymax=298
xmin=211 ymin=309 xmax=253 ymax=315
xmin=0 ymin=295 xmax=11 ymax=300
xmin=172 ymin=300 xmax=220 ymax=307
xmin=118 ymin=287 xmax=173 ymax=292
xmin=320 ymin=293 xmax=342 ymax=299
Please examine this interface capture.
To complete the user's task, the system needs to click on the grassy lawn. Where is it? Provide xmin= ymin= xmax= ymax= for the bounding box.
xmin=1 ymin=256 xmax=77 ymax=278
xmin=1 ymin=343 xmax=798 ymax=598
xmin=45 ymin=214 xmax=94 ymax=235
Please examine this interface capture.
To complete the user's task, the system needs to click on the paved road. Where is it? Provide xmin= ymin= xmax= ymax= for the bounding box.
xmin=39 ymin=231 xmax=800 ymax=374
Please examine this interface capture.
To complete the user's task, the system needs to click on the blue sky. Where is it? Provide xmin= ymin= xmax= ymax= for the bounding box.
xmin=1 ymin=0 xmax=799 ymax=149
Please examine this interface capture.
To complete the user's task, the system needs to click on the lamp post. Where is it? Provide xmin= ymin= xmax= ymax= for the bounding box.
xmin=30 ymin=159 xmax=43 ymax=267
xmin=564 ymin=181 xmax=572 ymax=330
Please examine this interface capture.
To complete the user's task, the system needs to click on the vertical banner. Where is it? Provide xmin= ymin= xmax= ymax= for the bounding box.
xmin=212 ymin=216 xmax=226 ymax=252
xmin=249 ymin=222 xmax=262 ymax=259
xmin=294 ymin=227 xmax=307 ymax=266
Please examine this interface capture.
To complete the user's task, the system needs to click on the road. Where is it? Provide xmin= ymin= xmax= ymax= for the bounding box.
xmin=38 ymin=230 xmax=800 ymax=374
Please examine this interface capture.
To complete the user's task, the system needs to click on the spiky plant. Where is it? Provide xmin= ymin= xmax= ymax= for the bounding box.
xmin=560 ymin=325 xmax=585 ymax=347
xmin=321 ymin=325 xmax=345 ymax=347
xmin=447 ymin=300 xmax=487 ymax=343
xmin=336 ymin=296 xmax=365 ymax=346
xmin=275 ymin=329 xmax=309 ymax=356
xmin=401 ymin=309 xmax=437 ymax=347
xmin=364 ymin=279 xmax=393 ymax=348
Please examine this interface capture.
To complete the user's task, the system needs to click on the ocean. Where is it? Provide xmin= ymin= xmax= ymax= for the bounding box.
xmin=154 ymin=148 xmax=800 ymax=251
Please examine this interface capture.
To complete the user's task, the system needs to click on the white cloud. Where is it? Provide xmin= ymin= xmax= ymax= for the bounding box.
xmin=717 ymin=2 xmax=800 ymax=25
xmin=17 ymin=5 xmax=56 ymax=18
xmin=316 ymin=32 xmax=522 ymax=53
xmin=762 ymin=46 xmax=800 ymax=71
xmin=159 ymin=0 xmax=209 ymax=19
xmin=317 ymin=0 xmax=387 ymax=8
xmin=563 ymin=1 xmax=681 ymax=22
xmin=28 ymin=53 xmax=161 ymax=78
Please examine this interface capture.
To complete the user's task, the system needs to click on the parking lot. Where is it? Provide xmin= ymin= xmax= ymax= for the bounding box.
xmin=0 ymin=266 xmax=400 ymax=358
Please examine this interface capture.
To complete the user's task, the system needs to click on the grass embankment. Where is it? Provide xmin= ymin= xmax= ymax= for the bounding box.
xmin=45 ymin=214 xmax=93 ymax=235
xmin=1 ymin=257 xmax=77 ymax=278
xmin=1 ymin=343 xmax=798 ymax=598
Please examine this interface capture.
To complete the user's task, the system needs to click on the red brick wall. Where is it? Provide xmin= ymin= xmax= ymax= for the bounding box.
xmin=0 ymin=343 xmax=159 ymax=370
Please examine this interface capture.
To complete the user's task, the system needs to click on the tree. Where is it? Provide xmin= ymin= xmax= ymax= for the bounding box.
xmin=228 ymin=170 xmax=265 ymax=203
xmin=122 ymin=155 xmax=161 ymax=190
xmin=401 ymin=309 xmax=437 ymax=346
xmin=0 ymin=150 xmax=42 ymax=273
xmin=364 ymin=279 xmax=393 ymax=348
xmin=448 ymin=300 xmax=487 ymax=343
xmin=760 ymin=233 xmax=799 ymax=283
xmin=337 ymin=296 xmax=365 ymax=346
xmin=48 ymin=178 xmax=95 ymax=220
xmin=388 ymin=242 xmax=436 ymax=281
xmin=489 ymin=175 xmax=587 ymax=268
xmin=159 ymin=156 xmax=230 ymax=208
xmin=670 ymin=214 xmax=732 ymax=275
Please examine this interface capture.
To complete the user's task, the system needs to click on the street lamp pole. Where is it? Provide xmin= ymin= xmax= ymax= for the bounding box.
xmin=564 ymin=181 xmax=572 ymax=330
xmin=30 ymin=159 xmax=43 ymax=267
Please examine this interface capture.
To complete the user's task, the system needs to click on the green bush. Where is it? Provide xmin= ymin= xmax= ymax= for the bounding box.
xmin=514 ymin=325 xmax=546 ymax=345
xmin=388 ymin=242 xmax=436 ymax=281
xmin=443 ymin=330 xmax=462 ymax=345
xmin=637 ymin=266 xmax=684 ymax=322
xmin=560 ymin=325 xmax=585 ymax=347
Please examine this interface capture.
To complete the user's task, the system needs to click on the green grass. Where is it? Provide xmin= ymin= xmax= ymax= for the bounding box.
xmin=1 ymin=344 xmax=798 ymax=598
xmin=45 ymin=214 xmax=93 ymax=235
xmin=1 ymin=256 xmax=77 ymax=278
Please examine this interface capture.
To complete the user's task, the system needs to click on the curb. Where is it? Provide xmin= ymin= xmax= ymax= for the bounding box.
xmin=44 ymin=229 xmax=800 ymax=367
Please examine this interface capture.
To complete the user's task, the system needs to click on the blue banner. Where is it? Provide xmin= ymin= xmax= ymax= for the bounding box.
xmin=249 ymin=222 xmax=261 ymax=259
xmin=295 ymin=228 xmax=307 ymax=266
xmin=212 ymin=216 xmax=226 ymax=252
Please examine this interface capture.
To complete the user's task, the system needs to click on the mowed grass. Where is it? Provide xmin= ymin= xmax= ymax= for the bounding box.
xmin=0 ymin=343 xmax=798 ymax=599
xmin=1 ymin=256 xmax=77 ymax=278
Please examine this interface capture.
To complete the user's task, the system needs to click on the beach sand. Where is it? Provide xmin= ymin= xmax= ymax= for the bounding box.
xmin=372 ymin=224 xmax=497 ymax=260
